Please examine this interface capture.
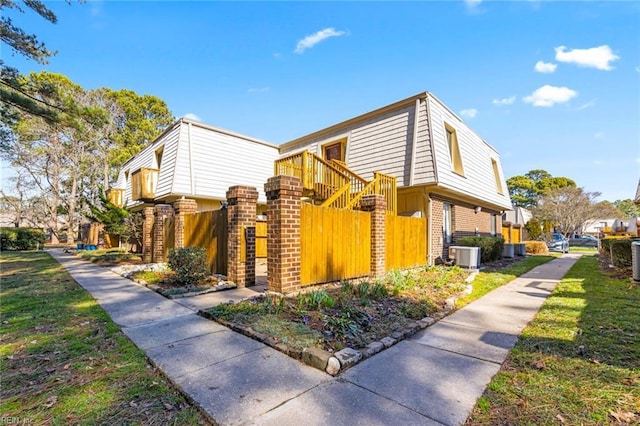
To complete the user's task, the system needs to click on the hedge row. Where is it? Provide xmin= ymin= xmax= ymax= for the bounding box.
xmin=456 ymin=236 xmax=504 ymax=263
xmin=600 ymin=237 xmax=637 ymax=268
xmin=0 ymin=227 xmax=46 ymax=251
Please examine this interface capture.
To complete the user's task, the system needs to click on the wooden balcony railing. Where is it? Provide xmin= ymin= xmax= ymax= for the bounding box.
xmin=106 ymin=188 xmax=124 ymax=208
xmin=275 ymin=151 xmax=397 ymax=215
xmin=131 ymin=168 xmax=158 ymax=201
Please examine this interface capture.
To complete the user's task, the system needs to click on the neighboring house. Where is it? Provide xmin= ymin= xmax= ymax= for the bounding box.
xmin=113 ymin=118 xmax=279 ymax=212
xmin=635 ymin=178 xmax=640 ymax=205
xmin=503 ymin=206 xmax=532 ymax=226
xmin=278 ymin=92 xmax=513 ymax=264
xmin=582 ymin=218 xmax=617 ymax=237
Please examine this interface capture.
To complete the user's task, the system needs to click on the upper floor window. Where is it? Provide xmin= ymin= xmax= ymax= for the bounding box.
xmin=445 ymin=124 xmax=464 ymax=176
xmin=491 ymin=159 xmax=504 ymax=194
xmin=154 ymin=147 xmax=164 ymax=170
xmin=322 ymin=139 xmax=346 ymax=163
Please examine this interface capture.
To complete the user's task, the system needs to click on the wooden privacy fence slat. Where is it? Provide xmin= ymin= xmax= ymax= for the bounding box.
xmin=385 ymin=215 xmax=427 ymax=270
xmin=300 ymin=204 xmax=370 ymax=286
xmin=184 ymin=210 xmax=228 ymax=274
xmin=512 ymin=227 xmax=521 ymax=243
xmin=256 ymin=220 xmax=267 ymax=258
xmin=163 ymin=216 xmax=175 ymax=259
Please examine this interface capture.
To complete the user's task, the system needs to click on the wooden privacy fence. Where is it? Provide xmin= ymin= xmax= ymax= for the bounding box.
xmin=184 ymin=210 xmax=228 ymax=274
xmin=300 ymin=204 xmax=371 ymax=286
xmin=501 ymin=224 xmax=522 ymax=243
xmin=386 ymin=216 xmax=427 ymax=270
xmin=256 ymin=219 xmax=267 ymax=258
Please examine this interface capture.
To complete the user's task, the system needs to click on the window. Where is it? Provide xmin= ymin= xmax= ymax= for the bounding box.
xmin=154 ymin=147 xmax=164 ymax=170
xmin=491 ymin=159 xmax=503 ymax=194
xmin=491 ymin=213 xmax=497 ymax=236
xmin=322 ymin=139 xmax=345 ymax=162
xmin=445 ymin=124 xmax=464 ymax=175
xmin=443 ymin=203 xmax=453 ymax=244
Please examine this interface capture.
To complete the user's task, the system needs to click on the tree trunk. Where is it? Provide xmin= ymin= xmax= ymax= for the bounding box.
xmin=65 ymin=175 xmax=78 ymax=244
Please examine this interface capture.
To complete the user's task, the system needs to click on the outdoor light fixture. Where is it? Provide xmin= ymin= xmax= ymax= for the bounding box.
xmin=474 ymin=206 xmax=482 ymax=214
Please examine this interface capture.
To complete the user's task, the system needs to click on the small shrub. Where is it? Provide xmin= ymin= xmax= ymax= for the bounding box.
xmin=0 ymin=227 xmax=46 ymax=251
xmin=525 ymin=240 xmax=549 ymax=255
xmin=456 ymin=236 xmax=504 ymax=263
xmin=168 ymin=246 xmax=209 ymax=286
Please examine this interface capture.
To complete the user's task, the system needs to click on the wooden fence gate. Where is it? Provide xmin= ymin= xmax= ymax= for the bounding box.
xmin=256 ymin=219 xmax=267 ymax=258
xmin=300 ymin=204 xmax=370 ymax=286
xmin=184 ymin=210 xmax=228 ymax=274
xmin=163 ymin=216 xmax=175 ymax=260
xmin=385 ymin=216 xmax=427 ymax=270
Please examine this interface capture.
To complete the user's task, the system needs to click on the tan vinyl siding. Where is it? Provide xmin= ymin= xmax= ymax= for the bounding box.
xmin=281 ymin=104 xmax=429 ymax=188
xmin=413 ymin=99 xmax=436 ymax=184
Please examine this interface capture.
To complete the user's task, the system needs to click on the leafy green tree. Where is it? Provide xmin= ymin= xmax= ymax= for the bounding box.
xmin=0 ymin=0 xmax=67 ymax=124
xmin=85 ymin=190 xmax=135 ymax=249
xmin=507 ymin=169 xmax=576 ymax=208
xmin=612 ymin=199 xmax=640 ymax=218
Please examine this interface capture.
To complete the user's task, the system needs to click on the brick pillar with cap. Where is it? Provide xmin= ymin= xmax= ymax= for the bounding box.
xmin=142 ymin=206 xmax=155 ymax=263
xmin=362 ymin=194 xmax=387 ymax=278
xmin=226 ymin=186 xmax=259 ymax=288
xmin=172 ymin=198 xmax=198 ymax=249
xmin=265 ymin=176 xmax=302 ymax=293
xmin=152 ymin=204 xmax=174 ymax=262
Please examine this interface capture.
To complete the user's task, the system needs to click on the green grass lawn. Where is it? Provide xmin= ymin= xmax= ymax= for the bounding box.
xmin=0 ymin=251 xmax=209 ymax=425
xmin=456 ymin=255 xmax=556 ymax=308
xmin=466 ymin=255 xmax=640 ymax=425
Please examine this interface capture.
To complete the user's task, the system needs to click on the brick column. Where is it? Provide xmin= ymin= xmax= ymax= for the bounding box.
xmin=362 ymin=194 xmax=387 ymax=278
xmin=153 ymin=204 xmax=174 ymax=263
xmin=142 ymin=206 xmax=155 ymax=263
xmin=226 ymin=186 xmax=259 ymax=288
xmin=172 ymin=199 xmax=198 ymax=249
xmin=265 ymin=176 xmax=302 ymax=294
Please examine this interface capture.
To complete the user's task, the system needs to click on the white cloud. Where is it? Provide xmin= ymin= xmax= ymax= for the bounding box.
xmin=492 ymin=96 xmax=516 ymax=106
xmin=465 ymin=0 xmax=482 ymax=8
xmin=183 ymin=113 xmax=201 ymax=121
xmin=248 ymin=87 xmax=270 ymax=93
xmin=575 ymin=99 xmax=596 ymax=111
xmin=294 ymin=28 xmax=346 ymax=54
xmin=554 ymin=45 xmax=620 ymax=71
xmin=460 ymin=108 xmax=478 ymax=118
xmin=534 ymin=61 xmax=557 ymax=73
xmin=523 ymin=85 xmax=578 ymax=107
xmin=273 ymin=53 xmax=281 ymax=59
xmin=593 ymin=132 xmax=604 ymax=139
xmin=635 ymin=66 xmax=640 ymax=73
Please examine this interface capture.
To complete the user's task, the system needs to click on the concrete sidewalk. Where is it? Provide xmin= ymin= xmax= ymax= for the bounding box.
xmin=48 ymin=249 xmax=579 ymax=425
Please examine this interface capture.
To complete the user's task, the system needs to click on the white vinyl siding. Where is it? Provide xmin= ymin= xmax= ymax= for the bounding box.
xmin=428 ymin=96 xmax=512 ymax=210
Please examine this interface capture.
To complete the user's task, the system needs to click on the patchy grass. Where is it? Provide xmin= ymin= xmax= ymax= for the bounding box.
xmin=0 ymin=251 xmax=210 ymax=425
xmin=77 ymin=248 xmax=142 ymax=266
xmin=465 ymin=255 xmax=640 ymax=425
xmin=456 ymin=255 xmax=556 ymax=308
xmin=570 ymin=246 xmax=598 ymax=253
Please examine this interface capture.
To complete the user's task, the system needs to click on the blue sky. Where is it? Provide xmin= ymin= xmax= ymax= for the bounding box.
xmin=3 ymin=0 xmax=639 ymax=202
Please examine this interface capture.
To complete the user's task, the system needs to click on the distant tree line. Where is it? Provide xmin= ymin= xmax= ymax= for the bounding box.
xmin=0 ymin=1 xmax=174 ymax=242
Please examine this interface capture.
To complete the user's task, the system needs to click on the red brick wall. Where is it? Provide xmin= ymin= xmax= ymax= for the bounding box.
xmin=153 ymin=204 xmax=174 ymax=263
xmin=142 ymin=207 xmax=154 ymax=263
xmin=172 ymin=199 xmax=198 ymax=249
xmin=430 ymin=195 xmax=503 ymax=263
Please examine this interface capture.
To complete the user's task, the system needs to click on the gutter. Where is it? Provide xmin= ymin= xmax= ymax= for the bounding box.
xmin=188 ymin=122 xmax=195 ymax=194
xmin=424 ymin=94 xmax=439 ymax=183
xmin=408 ymin=98 xmax=420 ymax=186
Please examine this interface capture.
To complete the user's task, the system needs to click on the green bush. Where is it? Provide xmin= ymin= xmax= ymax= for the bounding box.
xmin=168 ymin=246 xmax=209 ymax=286
xmin=0 ymin=227 xmax=46 ymax=251
xmin=601 ymin=238 xmax=634 ymax=268
xmin=456 ymin=236 xmax=504 ymax=263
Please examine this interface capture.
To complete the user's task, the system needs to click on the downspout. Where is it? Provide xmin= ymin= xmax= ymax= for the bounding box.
xmin=424 ymin=93 xmax=439 ymax=183
xmin=409 ymin=98 xmax=420 ymax=186
xmin=188 ymin=122 xmax=195 ymax=195
xmin=423 ymin=188 xmax=433 ymax=266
